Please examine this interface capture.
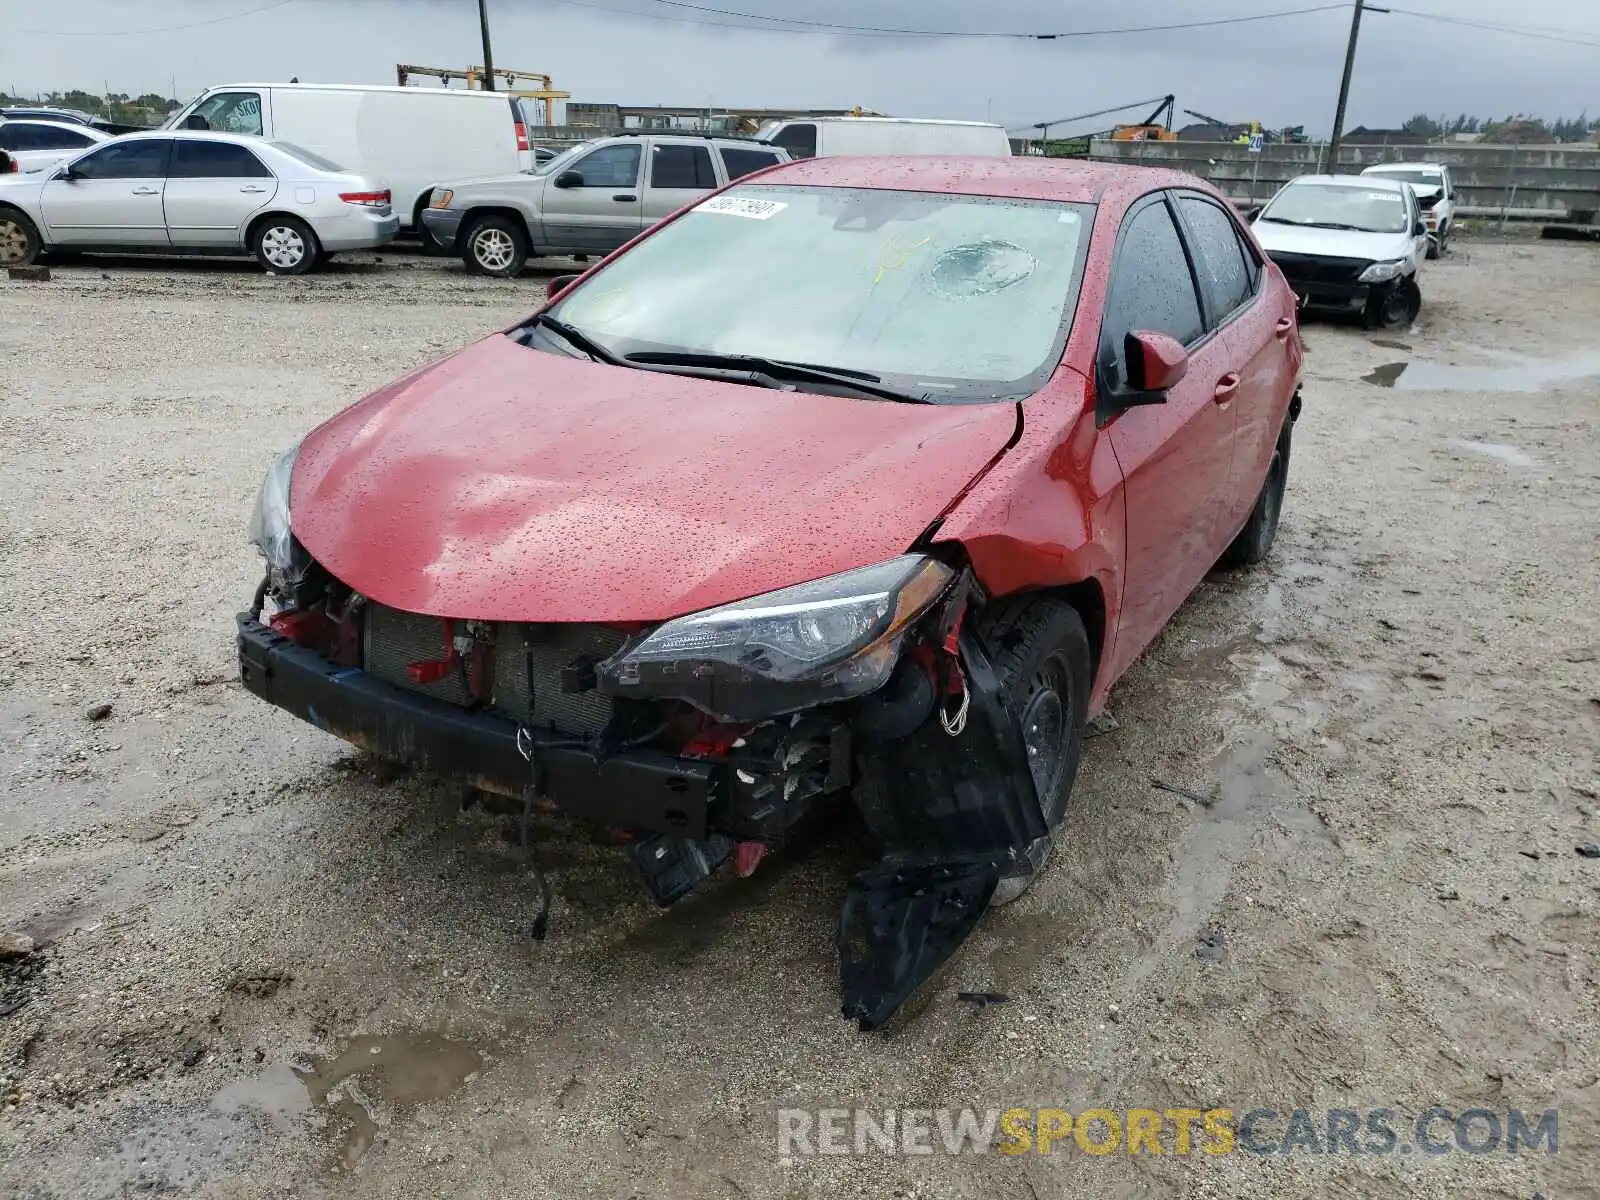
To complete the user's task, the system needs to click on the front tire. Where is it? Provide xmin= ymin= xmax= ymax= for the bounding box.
xmin=462 ymin=215 xmax=529 ymax=278
xmin=0 ymin=208 xmax=42 ymax=268
xmin=1220 ymin=424 xmax=1291 ymax=569
xmin=978 ymin=598 xmax=1092 ymax=905
xmin=1364 ymin=277 xmax=1420 ymax=330
xmin=252 ymin=215 xmax=321 ymax=276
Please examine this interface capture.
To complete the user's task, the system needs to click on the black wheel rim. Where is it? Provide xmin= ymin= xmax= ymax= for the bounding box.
xmin=1381 ymin=289 xmax=1410 ymax=327
xmin=1021 ymin=655 xmax=1072 ymax=816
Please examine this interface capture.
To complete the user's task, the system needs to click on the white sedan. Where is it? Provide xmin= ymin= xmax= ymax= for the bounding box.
xmin=0 ymin=118 xmax=114 ymax=177
xmin=0 ymin=130 xmax=399 ymax=274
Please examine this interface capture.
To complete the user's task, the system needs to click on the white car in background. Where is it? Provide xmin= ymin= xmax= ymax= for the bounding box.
xmin=0 ymin=130 xmax=398 ymax=274
xmin=0 ymin=118 xmax=114 ymax=176
xmin=1251 ymin=174 xmax=1429 ymax=329
xmin=1362 ymin=162 xmax=1457 ymax=258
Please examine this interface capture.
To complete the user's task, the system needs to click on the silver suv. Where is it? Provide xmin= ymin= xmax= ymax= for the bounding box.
xmin=422 ymin=132 xmax=789 ymax=277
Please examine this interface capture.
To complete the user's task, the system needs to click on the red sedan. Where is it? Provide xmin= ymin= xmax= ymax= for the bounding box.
xmin=240 ymin=155 xmax=1303 ymax=1029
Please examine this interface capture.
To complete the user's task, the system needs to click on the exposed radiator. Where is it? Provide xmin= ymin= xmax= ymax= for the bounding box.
xmin=361 ymin=605 xmax=627 ymax=736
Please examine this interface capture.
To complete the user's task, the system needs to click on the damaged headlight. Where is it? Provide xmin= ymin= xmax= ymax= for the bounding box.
xmin=598 ymin=555 xmax=955 ymax=722
xmin=247 ymin=441 xmax=309 ymax=586
xmin=1359 ymin=258 xmax=1407 ymax=283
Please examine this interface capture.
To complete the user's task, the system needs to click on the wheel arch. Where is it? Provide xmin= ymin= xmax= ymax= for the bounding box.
xmin=245 ymin=209 xmax=318 ymax=250
xmin=460 ymin=205 xmax=534 ymax=245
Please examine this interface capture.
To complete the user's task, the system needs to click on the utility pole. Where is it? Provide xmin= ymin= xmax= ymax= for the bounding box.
xmin=1326 ymin=1 xmax=1388 ymax=172
xmin=477 ymin=0 xmax=497 ymax=91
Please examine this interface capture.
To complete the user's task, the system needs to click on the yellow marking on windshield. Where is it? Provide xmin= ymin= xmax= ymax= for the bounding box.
xmin=870 ymin=236 xmax=932 ymax=284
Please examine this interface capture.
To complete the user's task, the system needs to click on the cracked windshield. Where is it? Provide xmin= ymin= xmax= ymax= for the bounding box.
xmin=552 ymin=186 xmax=1092 ymax=399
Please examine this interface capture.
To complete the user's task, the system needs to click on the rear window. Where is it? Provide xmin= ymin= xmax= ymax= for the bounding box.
xmin=269 ymin=141 xmax=345 ymax=172
xmin=720 ymin=146 xmax=782 ymax=181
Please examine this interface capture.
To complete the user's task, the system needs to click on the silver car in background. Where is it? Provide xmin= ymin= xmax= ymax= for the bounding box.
xmin=0 ymin=130 xmax=399 ymax=274
xmin=0 ymin=118 xmax=115 ymax=177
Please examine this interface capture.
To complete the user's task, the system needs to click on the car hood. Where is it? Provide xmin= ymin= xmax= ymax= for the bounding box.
xmin=1251 ymin=221 xmax=1410 ymax=262
xmin=444 ymin=171 xmax=545 ymax=197
xmin=289 ymin=334 xmax=1019 ymax=623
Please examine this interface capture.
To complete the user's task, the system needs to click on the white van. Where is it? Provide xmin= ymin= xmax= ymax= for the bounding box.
xmin=166 ymin=84 xmax=535 ymax=233
xmin=755 ymin=117 xmax=1012 ymax=159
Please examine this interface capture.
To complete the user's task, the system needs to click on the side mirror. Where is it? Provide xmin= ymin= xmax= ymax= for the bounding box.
xmin=183 ymin=115 xmax=210 ymax=131
xmin=56 ymin=163 xmax=77 ymax=182
xmin=1124 ymin=330 xmax=1189 ymax=394
xmin=553 ymin=170 xmax=584 ymax=189
xmin=1414 ymin=219 xmax=1427 ymax=237
xmin=547 ymin=273 xmax=579 ymax=301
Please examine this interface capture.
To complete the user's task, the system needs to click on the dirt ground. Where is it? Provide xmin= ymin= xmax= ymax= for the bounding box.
xmin=1 ymin=238 xmax=1597 ymax=1200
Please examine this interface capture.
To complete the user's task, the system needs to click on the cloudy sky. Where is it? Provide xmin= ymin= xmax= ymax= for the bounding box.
xmin=5 ymin=0 xmax=1598 ymax=133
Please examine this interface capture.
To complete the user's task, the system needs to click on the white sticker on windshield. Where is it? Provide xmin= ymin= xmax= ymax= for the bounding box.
xmin=696 ymin=196 xmax=788 ymax=220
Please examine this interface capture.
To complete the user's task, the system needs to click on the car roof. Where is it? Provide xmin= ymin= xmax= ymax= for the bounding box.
xmin=749 ymin=155 xmax=1210 ymax=206
xmin=199 ymin=83 xmax=511 ymax=101
xmin=1363 ymin=162 xmax=1444 ymax=173
xmin=1 ymin=118 xmax=111 ymax=135
xmin=115 ymin=129 xmax=272 ymax=147
xmin=1284 ymin=173 xmax=1410 ymax=192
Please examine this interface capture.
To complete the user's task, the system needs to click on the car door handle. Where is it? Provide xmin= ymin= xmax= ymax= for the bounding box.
xmin=1275 ymin=317 xmax=1294 ymax=340
xmin=239 ymin=185 xmax=268 ymax=194
xmin=612 ymin=194 xmax=637 ymax=202
xmin=1213 ymin=373 xmax=1241 ymax=405
xmin=131 ymin=186 xmax=160 ymax=195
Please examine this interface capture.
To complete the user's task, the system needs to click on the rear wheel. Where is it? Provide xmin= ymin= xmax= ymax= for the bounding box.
xmin=462 ymin=215 xmax=528 ymax=278
xmin=252 ymin=215 xmax=321 ymax=275
xmin=1220 ymin=424 xmax=1292 ymax=569
xmin=0 ymin=208 xmax=41 ymax=267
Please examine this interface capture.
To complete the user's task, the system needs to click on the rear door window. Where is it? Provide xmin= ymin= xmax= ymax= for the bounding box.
xmin=169 ymin=140 xmax=274 ymax=179
xmin=1177 ymin=195 xmax=1254 ymax=327
xmin=1099 ymin=196 xmax=1206 ymax=390
xmin=720 ymin=146 xmax=782 ymax=181
xmin=650 ymin=144 xmax=717 ymax=190
xmin=768 ymin=123 xmax=817 ymax=159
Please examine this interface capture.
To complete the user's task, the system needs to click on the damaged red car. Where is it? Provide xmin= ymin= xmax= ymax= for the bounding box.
xmin=239 ymin=156 xmax=1303 ymax=1029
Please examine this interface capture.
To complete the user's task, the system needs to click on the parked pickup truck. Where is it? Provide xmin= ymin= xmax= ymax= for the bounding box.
xmin=422 ymin=132 xmax=790 ymax=277
xmin=1361 ymin=162 xmax=1457 ymax=258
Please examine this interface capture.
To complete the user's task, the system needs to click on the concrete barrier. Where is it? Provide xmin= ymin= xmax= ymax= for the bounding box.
xmin=1086 ymin=139 xmax=1600 ymax=223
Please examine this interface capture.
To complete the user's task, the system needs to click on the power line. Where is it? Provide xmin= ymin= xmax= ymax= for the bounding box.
xmin=1384 ymin=7 xmax=1600 ymax=48
xmin=546 ymin=0 xmax=1352 ymax=39
xmin=18 ymin=0 xmax=300 ymax=37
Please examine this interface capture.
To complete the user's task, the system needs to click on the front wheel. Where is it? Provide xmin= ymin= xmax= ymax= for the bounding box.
xmin=979 ymin=598 xmax=1092 ymax=906
xmin=462 ymin=215 xmax=528 ymax=278
xmin=0 ymin=208 xmax=42 ymax=268
xmin=1364 ymin=277 xmax=1420 ymax=330
xmin=252 ymin=215 xmax=321 ymax=276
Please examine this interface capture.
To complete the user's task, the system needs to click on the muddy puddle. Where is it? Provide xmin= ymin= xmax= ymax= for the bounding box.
xmin=1362 ymin=350 xmax=1600 ymax=392
xmin=292 ymin=1033 xmax=483 ymax=1172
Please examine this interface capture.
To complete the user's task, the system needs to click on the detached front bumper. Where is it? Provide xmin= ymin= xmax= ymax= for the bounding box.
xmin=420 ymin=208 xmax=464 ymax=251
xmin=236 ymin=616 xmax=717 ymax=837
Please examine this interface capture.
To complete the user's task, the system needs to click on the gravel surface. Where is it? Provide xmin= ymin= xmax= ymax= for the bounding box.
xmin=1 ymin=241 xmax=1597 ymax=1199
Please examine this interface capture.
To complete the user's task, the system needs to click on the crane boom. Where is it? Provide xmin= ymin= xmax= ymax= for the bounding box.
xmin=1032 ymin=95 xmax=1173 ymax=132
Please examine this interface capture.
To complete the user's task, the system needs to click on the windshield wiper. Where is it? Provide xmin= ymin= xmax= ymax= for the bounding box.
xmin=1301 ymin=221 xmax=1369 ymax=232
xmin=522 ymin=313 xmax=627 ymax=365
xmin=624 ymin=351 xmax=932 ymax=404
